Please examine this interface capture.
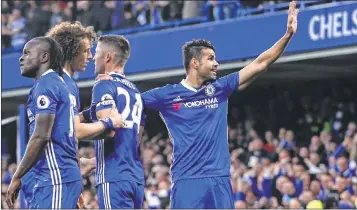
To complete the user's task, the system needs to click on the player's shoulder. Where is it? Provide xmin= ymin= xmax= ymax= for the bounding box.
xmin=215 ymin=72 xmax=238 ymax=82
xmin=208 ymin=72 xmax=239 ymax=90
xmin=146 ymin=83 xmax=180 ymax=94
xmin=37 ymin=74 xmax=65 ymax=92
xmin=93 ymin=79 xmax=114 ymax=89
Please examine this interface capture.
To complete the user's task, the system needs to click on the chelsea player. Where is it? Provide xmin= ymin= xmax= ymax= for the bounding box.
xmin=46 ymin=21 xmax=124 ymax=208
xmin=141 ymin=1 xmax=299 ymax=208
xmin=91 ymin=35 xmax=145 ymax=209
xmin=6 ymin=36 xmax=82 ymax=209
xmin=46 ymin=21 xmax=124 ymax=143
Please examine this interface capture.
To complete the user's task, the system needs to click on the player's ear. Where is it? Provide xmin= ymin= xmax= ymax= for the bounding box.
xmin=105 ymin=52 xmax=111 ymax=63
xmin=41 ymin=52 xmax=49 ymax=64
xmin=192 ymin=58 xmax=199 ymax=69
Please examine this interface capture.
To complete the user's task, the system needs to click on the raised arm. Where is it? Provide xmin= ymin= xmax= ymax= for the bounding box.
xmin=238 ymin=1 xmax=298 ymax=90
xmin=6 ymin=113 xmax=55 ymax=208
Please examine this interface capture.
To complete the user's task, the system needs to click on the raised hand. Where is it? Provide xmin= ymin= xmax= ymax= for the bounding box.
xmin=287 ymin=1 xmax=299 ymax=35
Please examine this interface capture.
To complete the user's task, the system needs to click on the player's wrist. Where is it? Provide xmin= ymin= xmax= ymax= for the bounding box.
xmin=100 ymin=118 xmax=114 ymax=130
xmin=284 ymin=31 xmax=294 ymax=39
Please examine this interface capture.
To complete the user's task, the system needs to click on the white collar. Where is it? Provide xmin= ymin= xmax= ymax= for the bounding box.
xmin=41 ymin=69 xmax=55 ymax=77
xmin=63 ymin=68 xmax=71 ymax=77
xmin=180 ymin=79 xmax=198 ymax=92
xmin=109 ymin=72 xmax=125 ymax=78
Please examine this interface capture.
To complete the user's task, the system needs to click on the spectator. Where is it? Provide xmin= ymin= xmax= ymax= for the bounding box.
xmin=62 ymin=3 xmax=72 ymax=22
xmin=25 ymin=1 xmax=48 ymax=40
xmin=182 ymin=1 xmax=204 ymax=19
xmin=77 ymin=1 xmax=94 ymax=28
xmin=50 ymin=2 xmax=64 ymax=27
xmin=92 ymin=0 xmax=114 ymax=31
xmin=5 ymin=8 xmax=27 ymax=47
xmin=2 ymin=163 xmax=17 ymax=184
xmin=1 ymin=14 xmax=12 ymax=49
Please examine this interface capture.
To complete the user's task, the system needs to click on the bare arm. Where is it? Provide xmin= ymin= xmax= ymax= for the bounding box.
xmin=138 ymin=125 xmax=145 ymax=146
xmin=78 ymin=112 xmax=86 ymax=123
xmin=74 ymin=116 xmax=108 ymax=141
xmin=238 ymin=1 xmax=298 ymax=90
xmin=6 ymin=113 xmax=55 ymax=208
xmin=75 ymin=105 xmax=124 ymax=141
xmin=12 ymin=114 xmax=55 ymax=179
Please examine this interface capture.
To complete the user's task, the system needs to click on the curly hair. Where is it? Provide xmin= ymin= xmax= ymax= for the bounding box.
xmin=46 ymin=21 xmax=96 ymax=63
xmin=182 ymin=39 xmax=215 ymax=72
xmin=33 ymin=36 xmax=64 ymax=76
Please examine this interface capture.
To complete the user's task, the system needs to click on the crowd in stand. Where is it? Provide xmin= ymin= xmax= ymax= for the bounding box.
xmin=1 ymin=0 xmax=293 ymax=50
xmin=2 ymin=80 xmax=356 ymax=209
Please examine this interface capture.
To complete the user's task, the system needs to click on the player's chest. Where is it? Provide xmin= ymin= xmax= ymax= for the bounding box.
xmin=166 ymin=93 xmax=227 ymax=117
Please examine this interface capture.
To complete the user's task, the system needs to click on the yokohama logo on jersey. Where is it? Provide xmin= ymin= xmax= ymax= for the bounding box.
xmin=183 ymin=97 xmax=218 ymax=108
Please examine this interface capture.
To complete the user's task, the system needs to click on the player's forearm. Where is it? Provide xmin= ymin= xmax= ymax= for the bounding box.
xmin=76 ymin=122 xmax=108 ymax=141
xmin=12 ymin=136 xmax=48 ymax=179
xmin=254 ymin=32 xmax=293 ymax=70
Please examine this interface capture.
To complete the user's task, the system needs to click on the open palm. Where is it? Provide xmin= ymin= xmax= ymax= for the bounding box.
xmin=287 ymin=1 xmax=299 ymax=35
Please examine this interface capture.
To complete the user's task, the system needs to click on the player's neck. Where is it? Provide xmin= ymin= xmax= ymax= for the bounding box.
xmin=106 ymin=67 xmax=124 ymax=75
xmin=64 ymin=62 xmax=74 ymax=77
xmin=184 ymin=74 xmax=205 ymax=88
xmin=34 ymin=67 xmax=51 ymax=81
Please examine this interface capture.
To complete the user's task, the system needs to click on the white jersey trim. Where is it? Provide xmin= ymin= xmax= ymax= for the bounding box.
xmin=180 ymin=79 xmax=198 ymax=92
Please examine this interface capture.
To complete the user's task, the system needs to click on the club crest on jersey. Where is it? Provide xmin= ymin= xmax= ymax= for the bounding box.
xmin=37 ymin=95 xmax=50 ymax=109
xmin=205 ymin=84 xmax=216 ymax=96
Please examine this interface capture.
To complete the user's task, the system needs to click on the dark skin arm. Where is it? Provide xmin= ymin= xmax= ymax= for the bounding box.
xmin=6 ymin=113 xmax=55 ymax=208
xmin=138 ymin=125 xmax=145 ymax=146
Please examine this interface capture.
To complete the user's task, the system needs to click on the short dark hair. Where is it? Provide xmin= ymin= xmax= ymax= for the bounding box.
xmin=98 ymin=35 xmax=131 ymax=66
xmin=182 ymin=39 xmax=215 ymax=71
xmin=46 ymin=21 xmax=96 ymax=63
xmin=33 ymin=36 xmax=64 ymax=76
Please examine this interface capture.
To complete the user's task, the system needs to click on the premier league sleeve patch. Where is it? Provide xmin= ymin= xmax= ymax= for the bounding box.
xmin=36 ymin=95 xmax=50 ymax=109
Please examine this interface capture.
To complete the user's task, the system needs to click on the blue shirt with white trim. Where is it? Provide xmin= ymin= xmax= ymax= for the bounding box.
xmin=21 ymin=85 xmax=37 ymax=205
xmin=142 ymin=73 xmax=239 ymax=182
xmin=90 ymin=72 xmax=145 ymax=185
xmin=62 ymin=70 xmax=80 ymax=116
xmin=30 ymin=70 xmax=81 ymax=187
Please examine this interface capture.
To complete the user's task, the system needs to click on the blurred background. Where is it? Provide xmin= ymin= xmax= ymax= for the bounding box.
xmin=1 ymin=0 xmax=357 ymax=209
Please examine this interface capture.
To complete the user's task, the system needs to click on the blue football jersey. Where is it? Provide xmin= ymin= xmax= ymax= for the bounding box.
xmin=21 ymin=86 xmax=37 ymax=202
xmin=142 ymin=73 xmax=239 ymax=182
xmin=30 ymin=69 xmax=81 ymax=187
xmin=91 ymin=72 xmax=145 ymax=185
xmin=26 ymin=86 xmax=36 ymax=139
xmin=62 ymin=70 xmax=80 ymax=116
